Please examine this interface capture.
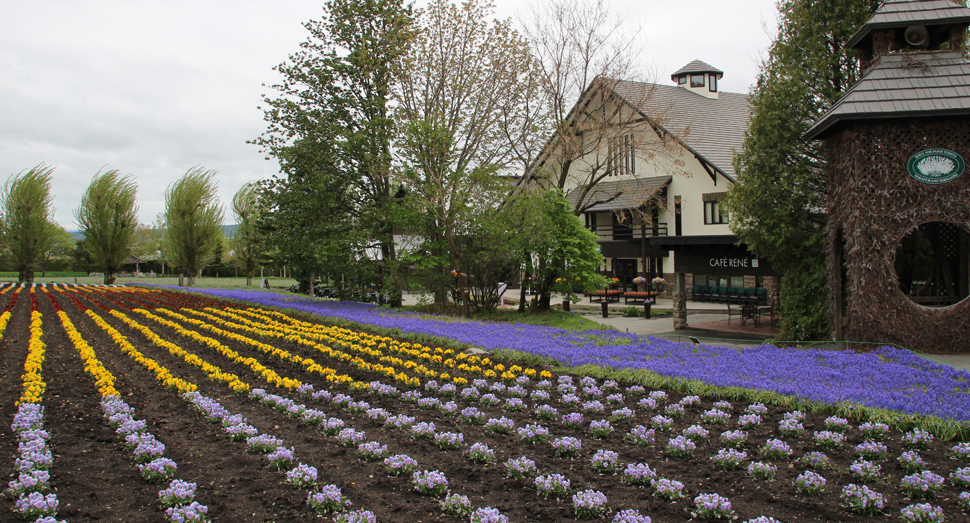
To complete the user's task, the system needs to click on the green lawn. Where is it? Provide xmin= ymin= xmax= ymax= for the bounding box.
xmin=394 ymin=303 xmax=612 ymax=332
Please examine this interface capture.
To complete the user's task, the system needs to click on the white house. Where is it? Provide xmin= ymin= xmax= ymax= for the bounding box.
xmin=531 ymin=60 xmax=779 ymax=327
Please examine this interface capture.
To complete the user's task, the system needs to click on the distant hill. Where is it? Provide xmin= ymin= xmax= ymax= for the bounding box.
xmin=68 ymin=224 xmax=238 ymax=241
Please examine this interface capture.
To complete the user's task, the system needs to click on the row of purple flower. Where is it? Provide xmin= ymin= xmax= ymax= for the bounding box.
xmin=141 ymin=287 xmax=970 ymax=421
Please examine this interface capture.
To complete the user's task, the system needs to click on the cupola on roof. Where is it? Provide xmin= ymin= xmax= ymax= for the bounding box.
xmin=671 ymin=60 xmax=724 ymax=82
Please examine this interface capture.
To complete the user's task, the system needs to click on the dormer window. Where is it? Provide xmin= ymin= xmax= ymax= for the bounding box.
xmin=709 ymin=74 xmax=717 ymax=92
xmin=690 ymin=74 xmax=705 ymax=87
xmin=678 ymin=75 xmax=686 ymax=85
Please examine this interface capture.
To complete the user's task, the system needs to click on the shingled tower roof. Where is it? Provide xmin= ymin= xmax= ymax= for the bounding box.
xmin=671 ymin=60 xmax=724 ymax=82
xmin=846 ymin=0 xmax=970 ymax=49
xmin=805 ymin=0 xmax=970 ymax=140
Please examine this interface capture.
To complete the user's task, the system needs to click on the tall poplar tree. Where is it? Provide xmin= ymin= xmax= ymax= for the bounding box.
xmin=163 ymin=166 xmax=224 ymax=287
xmin=74 ymin=169 xmax=139 ymax=285
xmin=0 ymin=164 xmax=58 ymax=283
xmin=725 ymin=0 xmax=880 ymax=340
xmin=229 ymin=182 xmax=263 ymax=287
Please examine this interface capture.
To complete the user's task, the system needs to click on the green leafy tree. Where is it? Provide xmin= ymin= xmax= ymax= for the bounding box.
xmin=0 ymin=164 xmax=59 ymax=283
xmin=74 ymin=169 xmax=139 ymax=285
xmin=254 ymin=0 xmax=415 ymax=304
xmin=519 ymin=189 xmax=608 ymax=310
xmin=230 ymin=182 xmax=263 ymax=286
xmin=256 ymin=169 xmax=359 ymax=296
xmin=396 ymin=0 xmax=539 ymax=312
xmin=725 ymin=0 xmax=880 ymax=340
xmin=41 ymin=225 xmax=75 ymax=275
xmin=163 ymin=166 xmax=224 ymax=287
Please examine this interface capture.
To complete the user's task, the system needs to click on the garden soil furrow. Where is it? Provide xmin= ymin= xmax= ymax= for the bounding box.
xmin=40 ymin=292 xmax=163 ymax=521
xmin=0 ymin=290 xmax=32 ymax=518
xmin=53 ymin=288 xmax=321 ymax=522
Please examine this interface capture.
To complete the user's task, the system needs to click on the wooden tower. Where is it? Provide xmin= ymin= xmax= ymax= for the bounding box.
xmin=805 ymin=0 xmax=970 ymax=354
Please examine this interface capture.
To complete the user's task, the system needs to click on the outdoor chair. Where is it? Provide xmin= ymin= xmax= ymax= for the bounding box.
xmin=697 ymin=285 xmax=710 ymax=302
xmin=691 ymin=285 xmax=701 ymax=302
xmin=759 ymin=304 xmax=778 ymax=329
xmin=714 ymin=287 xmax=728 ymax=303
xmin=755 ymin=288 xmax=767 ymax=305
xmin=726 ymin=301 xmax=744 ymax=325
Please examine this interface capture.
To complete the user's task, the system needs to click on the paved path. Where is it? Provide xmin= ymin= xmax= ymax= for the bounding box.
xmin=400 ymin=291 xmax=970 ymax=372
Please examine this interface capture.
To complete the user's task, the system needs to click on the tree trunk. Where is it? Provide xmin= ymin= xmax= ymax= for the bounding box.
xmin=535 ymin=273 xmax=556 ymax=311
xmin=246 ymin=270 xmax=254 ymax=287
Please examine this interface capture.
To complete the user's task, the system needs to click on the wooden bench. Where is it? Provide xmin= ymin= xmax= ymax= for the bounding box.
xmin=623 ymin=292 xmax=659 ymax=305
xmin=587 ymin=290 xmax=623 ymax=303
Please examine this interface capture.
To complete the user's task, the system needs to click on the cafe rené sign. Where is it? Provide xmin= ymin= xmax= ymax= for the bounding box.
xmin=709 ymin=257 xmax=759 ymax=268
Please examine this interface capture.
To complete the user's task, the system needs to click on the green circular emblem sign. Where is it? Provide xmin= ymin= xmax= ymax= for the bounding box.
xmin=907 ymin=148 xmax=965 ymax=185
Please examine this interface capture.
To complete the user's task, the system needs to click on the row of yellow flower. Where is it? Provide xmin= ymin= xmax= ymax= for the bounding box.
xmin=178 ymin=307 xmax=422 ymax=388
xmin=105 ymin=308 xmax=251 ymax=394
xmin=0 ymin=285 xmax=19 ymax=343
xmin=82 ymin=309 xmax=198 ymax=394
xmin=220 ymin=306 xmax=551 ymax=383
xmin=130 ymin=308 xmax=304 ymax=391
xmin=52 ymin=287 xmax=248 ymax=398
xmin=20 ymin=307 xmax=47 ymax=405
xmin=239 ymin=307 xmax=551 ymax=381
xmin=206 ymin=307 xmax=451 ymax=384
xmin=54 ymin=309 xmax=122 ymax=397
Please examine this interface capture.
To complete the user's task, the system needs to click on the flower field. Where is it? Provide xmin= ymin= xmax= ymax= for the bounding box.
xmin=4 ymin=285 xmax=970 ymax=522
xmin=154 ymin=287 xmax=970 ymax=424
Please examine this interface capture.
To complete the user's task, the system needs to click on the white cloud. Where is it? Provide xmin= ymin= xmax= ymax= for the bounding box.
xmin=1 ymin=0 xmax=778 ymax=228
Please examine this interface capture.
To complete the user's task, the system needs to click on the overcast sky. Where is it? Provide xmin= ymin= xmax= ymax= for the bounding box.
xmin=0 ymin=0 xmax=780 ymax=229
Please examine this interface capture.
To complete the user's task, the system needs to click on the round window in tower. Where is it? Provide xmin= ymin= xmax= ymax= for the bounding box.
xmin=893 ymin=221 xmax=970 ymax=308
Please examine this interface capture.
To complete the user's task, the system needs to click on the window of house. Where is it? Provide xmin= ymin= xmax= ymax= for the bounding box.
xmin=709 ymin=74 xmax=717 ymax=92
xmin=674 ymin=196 xmax=682 ymax=236
xmin=729 ymin=275 xmax=744 ymax=288
xmin=608 ymin=133 xmax=636 ymax=176
xmin=704 ymin=200 xmax=729 ymax=224
xmin=690 ymin=74 xmax=705 ymax=87
xmin=678 ymin=75 xmax=687 ymax=85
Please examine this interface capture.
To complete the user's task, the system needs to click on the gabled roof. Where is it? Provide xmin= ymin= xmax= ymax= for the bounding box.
xmin=804 ymin=51 xmax=970 ymax=140
xmin=609 ymin=79 xmax=751 ymax=178
xmin=565 ymin=177 xmax=671 ymax=212
xmin=671 ymin=60 xmax=724 ymax=81
xmin=846 ymin=0 xmax=970 ymax=49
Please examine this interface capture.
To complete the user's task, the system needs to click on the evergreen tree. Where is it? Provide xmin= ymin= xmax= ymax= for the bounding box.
xmin=725 ymin=0 xmax=880 ymax=340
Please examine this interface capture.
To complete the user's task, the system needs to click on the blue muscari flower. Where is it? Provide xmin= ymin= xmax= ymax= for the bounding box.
xmin=144 ymin=286 xmax=970 ymax=421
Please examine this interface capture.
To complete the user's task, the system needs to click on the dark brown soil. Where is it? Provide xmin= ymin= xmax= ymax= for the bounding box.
xmin=2 ymin=285 xmax=968 ymax=522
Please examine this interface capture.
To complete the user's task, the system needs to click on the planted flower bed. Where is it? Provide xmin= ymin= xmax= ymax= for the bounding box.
xmin=147 ymin=287 xmax=970 ymax=425
xmin=1 ymin=284 xmax=970 ymax=521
